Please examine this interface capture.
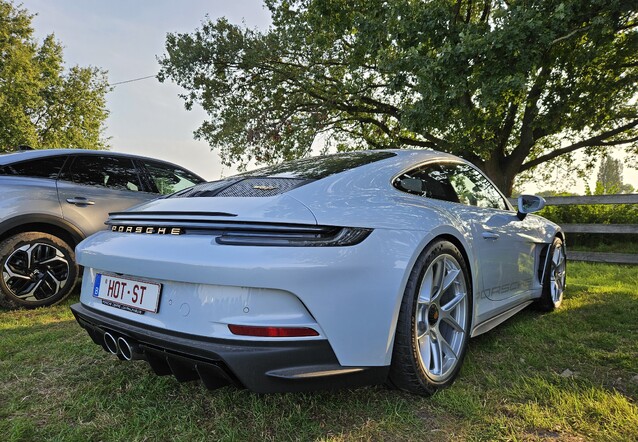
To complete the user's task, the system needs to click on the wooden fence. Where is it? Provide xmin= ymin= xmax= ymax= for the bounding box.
xmin=512 ymin=194 xmax=638 ymax=265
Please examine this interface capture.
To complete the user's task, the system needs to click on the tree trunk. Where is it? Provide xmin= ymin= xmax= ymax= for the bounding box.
xmin=479 ymin=156 xmax=517 ymax=198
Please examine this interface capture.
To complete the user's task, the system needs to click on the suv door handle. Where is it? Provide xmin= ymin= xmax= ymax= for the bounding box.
xmin=66 ymin=197 xmax=95 ymax=206
xmin=482 ymin=231 xmax=500 ymax=240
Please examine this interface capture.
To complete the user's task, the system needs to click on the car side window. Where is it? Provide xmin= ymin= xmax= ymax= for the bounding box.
xmin=1 ymin=156 xmax=67 ymax=179
xmin=394 ymin=162 xmax=508 ymax=210
xmin=141 ymin=160 xmax=202 ymax=195
xmin=394 ymin=163 xmax=460 ymax=203
xmin=446 ymin=164 xmax=509 ymax=210
xmin=64 ymin=155 xmax=142 ymax=192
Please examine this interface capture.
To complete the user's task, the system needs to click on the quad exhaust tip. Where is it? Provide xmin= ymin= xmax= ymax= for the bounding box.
xmin=103 ymin=332 xmax=118 ymax=355
xmin=117 ymin=336 xmax=135 ymax=361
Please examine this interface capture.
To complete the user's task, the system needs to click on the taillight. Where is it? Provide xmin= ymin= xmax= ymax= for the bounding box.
xmin=228 ymin=324 xmax=319 ymax=337
xmin=216 ymin=227 xmax=372 ymax=247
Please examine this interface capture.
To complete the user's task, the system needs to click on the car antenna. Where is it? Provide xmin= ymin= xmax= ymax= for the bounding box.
xmin=16 ymin=145 xmax=34 ymax=151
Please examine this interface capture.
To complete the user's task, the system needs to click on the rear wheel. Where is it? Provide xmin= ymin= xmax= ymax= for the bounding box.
xmin=0 ymin=232 xmax=78 ymax=309
xmin=536 ymin=236 xmax=566 ymax=312
xmin=389 ymin=240 xmax=472 ymax=395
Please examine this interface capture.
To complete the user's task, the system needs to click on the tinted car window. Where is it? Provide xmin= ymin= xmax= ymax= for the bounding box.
xmin=65 ymin=156 xmax=142 ymax=192
xmin=394 ymin=162 xmax=508 ymax=210
xmin=447 ymin=164 xmax=508 ymax=210
xmin=240 ymin=151 xmax=396 ymax=180
xmin=394 ymin=163 xmax=460 ymax=203
xmin=141 ymin=160 xmax=203 ymax=195
xmin=0 ymin=156 xmax=67 ymax=179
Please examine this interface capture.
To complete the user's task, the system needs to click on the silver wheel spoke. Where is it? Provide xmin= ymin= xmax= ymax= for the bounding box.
xmin=418 ymin=265 xmax=435 ymax=303
xmin=439 ymin=333 xmax=458 ymax=360
xmin=430 ymin=259 xmax=445 ymax=303
xmin=441 ymin=314 xmax=465 ymax=334
xmin=441 ymin=266 xmax=460 ymax=294
xmin=441 ymin=292 xmax=465 ymax=313
xmin=431 ymin=332 xmax=444 ymax=374
xmin=419 ymin=334 xmax=432 ymax=370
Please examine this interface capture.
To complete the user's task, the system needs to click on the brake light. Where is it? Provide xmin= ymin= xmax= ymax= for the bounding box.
xmin=228 ymin=324 xmax=319 ymax=337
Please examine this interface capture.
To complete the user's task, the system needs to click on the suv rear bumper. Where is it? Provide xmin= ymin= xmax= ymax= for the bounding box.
xmin=71 ymin=303 xmax=388 ymax=393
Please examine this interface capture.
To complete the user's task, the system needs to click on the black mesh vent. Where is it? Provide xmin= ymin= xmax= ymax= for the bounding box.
xmin=215 ymin=178 xmax=305 ymax=197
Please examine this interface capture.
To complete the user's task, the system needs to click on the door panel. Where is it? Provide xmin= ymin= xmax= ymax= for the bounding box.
xmin=57 ymin=181 xmax=155 ymax=236
xmin=56 ymin=155 xmax=157 ymax=237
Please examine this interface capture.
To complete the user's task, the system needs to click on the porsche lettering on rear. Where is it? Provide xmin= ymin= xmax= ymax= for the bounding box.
xmin=110 ymin=225 xmax=183 ymax=235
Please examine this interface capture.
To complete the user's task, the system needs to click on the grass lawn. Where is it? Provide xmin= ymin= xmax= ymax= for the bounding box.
xmin=1 ymin=261 xmax=637 ymax=441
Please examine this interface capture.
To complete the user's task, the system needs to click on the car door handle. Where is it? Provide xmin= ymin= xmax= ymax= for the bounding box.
xmin=482 ymin=231 xmax=500 ymax=240
xmin=66 ymin=197 xmax=95 ymax=206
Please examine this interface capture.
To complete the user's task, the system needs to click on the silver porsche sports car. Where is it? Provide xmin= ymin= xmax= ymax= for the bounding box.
xmin=71 ymin=149 xmax=566 ymax=395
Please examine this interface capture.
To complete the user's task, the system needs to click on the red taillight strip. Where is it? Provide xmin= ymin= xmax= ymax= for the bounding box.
xmin=228 ymin=324 xmax=319 ymax=337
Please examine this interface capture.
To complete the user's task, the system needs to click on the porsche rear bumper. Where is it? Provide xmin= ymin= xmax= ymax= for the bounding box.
xmin=71 ymin=303 xmax=389 ymax=393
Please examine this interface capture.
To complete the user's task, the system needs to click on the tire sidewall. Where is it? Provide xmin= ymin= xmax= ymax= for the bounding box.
xmin=0 ymin=232 xmax=78 ymax=308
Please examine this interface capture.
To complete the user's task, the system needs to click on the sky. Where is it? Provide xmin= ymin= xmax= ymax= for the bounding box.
xmin=18 ymin=0 xmax=638 ymax=192
xmin=21 ymin=0 xmax=272 ymax=181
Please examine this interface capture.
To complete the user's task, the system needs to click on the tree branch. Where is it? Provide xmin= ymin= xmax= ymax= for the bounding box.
xmin=519 ymin=120 xmax=638 ymax=172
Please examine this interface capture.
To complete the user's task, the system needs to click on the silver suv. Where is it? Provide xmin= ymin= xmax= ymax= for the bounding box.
xmin=0 ymin=149 xmax=205 ymax=309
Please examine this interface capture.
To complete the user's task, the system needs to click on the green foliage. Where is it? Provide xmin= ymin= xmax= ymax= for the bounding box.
xmin=0 ymin=1 xmax=110 ymax=152
xmin=595 ymin=154 xmax=634 ymax=194
xmin=539 ymin=203 xmax=638 ymax=225
xmin=538 ymin=198 xmax=638 ymax=253
xmin=159 ymin=0 xmax=638 ymax=195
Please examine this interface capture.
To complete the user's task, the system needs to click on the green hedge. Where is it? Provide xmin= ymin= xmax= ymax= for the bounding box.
xmin=537 ymin=203 xmax=638 ymax=254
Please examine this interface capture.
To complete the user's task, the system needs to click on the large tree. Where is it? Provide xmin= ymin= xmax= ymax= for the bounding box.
xmin=0 ymin=1 xmax=110 ymax=152
xmin=159 ymin=0 xmax=637 ymax=195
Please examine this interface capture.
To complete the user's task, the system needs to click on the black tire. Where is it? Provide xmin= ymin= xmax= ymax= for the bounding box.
xmin=535 ymin=236 xmax=566 ymax=312
xmin=389 ymin=240 xmax=472 ymax=396
xmin=0 ymin=232 xmax=78 ymax=309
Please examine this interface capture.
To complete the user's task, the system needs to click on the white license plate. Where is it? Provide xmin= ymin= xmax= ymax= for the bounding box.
xmin=93 ymin=273 xmax=161 ymax=314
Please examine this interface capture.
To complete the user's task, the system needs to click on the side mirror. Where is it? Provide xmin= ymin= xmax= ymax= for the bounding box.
xmin=516 ymin=195 xmax=546 ymax=220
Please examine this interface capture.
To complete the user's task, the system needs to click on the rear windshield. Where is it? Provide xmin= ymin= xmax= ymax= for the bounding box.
xmin=168 ymin=151 xmax=397 ymax=198
xmin=239 ymin=151 xmax=396 ymax=180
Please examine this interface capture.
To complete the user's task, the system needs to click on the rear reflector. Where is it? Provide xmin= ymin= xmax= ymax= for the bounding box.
xmin=228 ymin=324 xmax=319 ymax=337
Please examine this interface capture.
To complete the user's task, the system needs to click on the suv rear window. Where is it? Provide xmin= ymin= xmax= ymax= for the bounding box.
xmin=0 ymin=156 xmax=67 ymax=179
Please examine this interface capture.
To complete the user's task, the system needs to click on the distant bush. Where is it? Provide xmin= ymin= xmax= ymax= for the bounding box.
xmin=538 ymin=203 xmax=638 ymax=225
xmin=537 ymin=199 xmax=638 ymax=254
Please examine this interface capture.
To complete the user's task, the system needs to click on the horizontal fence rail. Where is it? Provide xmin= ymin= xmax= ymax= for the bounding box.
xmin=510 ymin=194 xmax=638 ymax=265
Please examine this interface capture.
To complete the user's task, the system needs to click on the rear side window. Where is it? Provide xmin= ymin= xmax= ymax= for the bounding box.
xmin=63 ymin=155 xmax=142 ymax=192
xmin=394 ymin=162 xmax=509 ymax=210
xmin=0 ymin=156 xmax=67 ymax=179
xmin=141 ymin=160 xmax=203 ymax=195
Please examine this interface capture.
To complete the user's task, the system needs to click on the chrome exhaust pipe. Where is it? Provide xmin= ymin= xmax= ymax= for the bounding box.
xmin=117 ymin=336 xmax=142 ymax=361
xmin=103 ymin=332 xmax=118 ymax=355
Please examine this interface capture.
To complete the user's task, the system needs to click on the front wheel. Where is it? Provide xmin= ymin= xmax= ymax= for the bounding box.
xmin=0 ymin=232 xmax=78 ymax=309
xmin=389 ymin=240 xmax=472 ymax=396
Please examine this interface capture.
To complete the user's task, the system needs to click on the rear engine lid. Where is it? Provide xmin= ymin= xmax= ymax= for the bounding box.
xmin=107 ymin=194 xmax=317 ymax=227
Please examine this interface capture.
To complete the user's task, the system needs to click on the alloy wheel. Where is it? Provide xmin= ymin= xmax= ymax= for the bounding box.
xmin=2 ymin=242 xmax=70 ymax=302
xmin=414 ymin=254 xmax=468 ymax=382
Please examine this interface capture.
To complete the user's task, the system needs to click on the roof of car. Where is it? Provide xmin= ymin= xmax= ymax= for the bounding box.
xmin=0 ymin=148 xmax=193 ymax=169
